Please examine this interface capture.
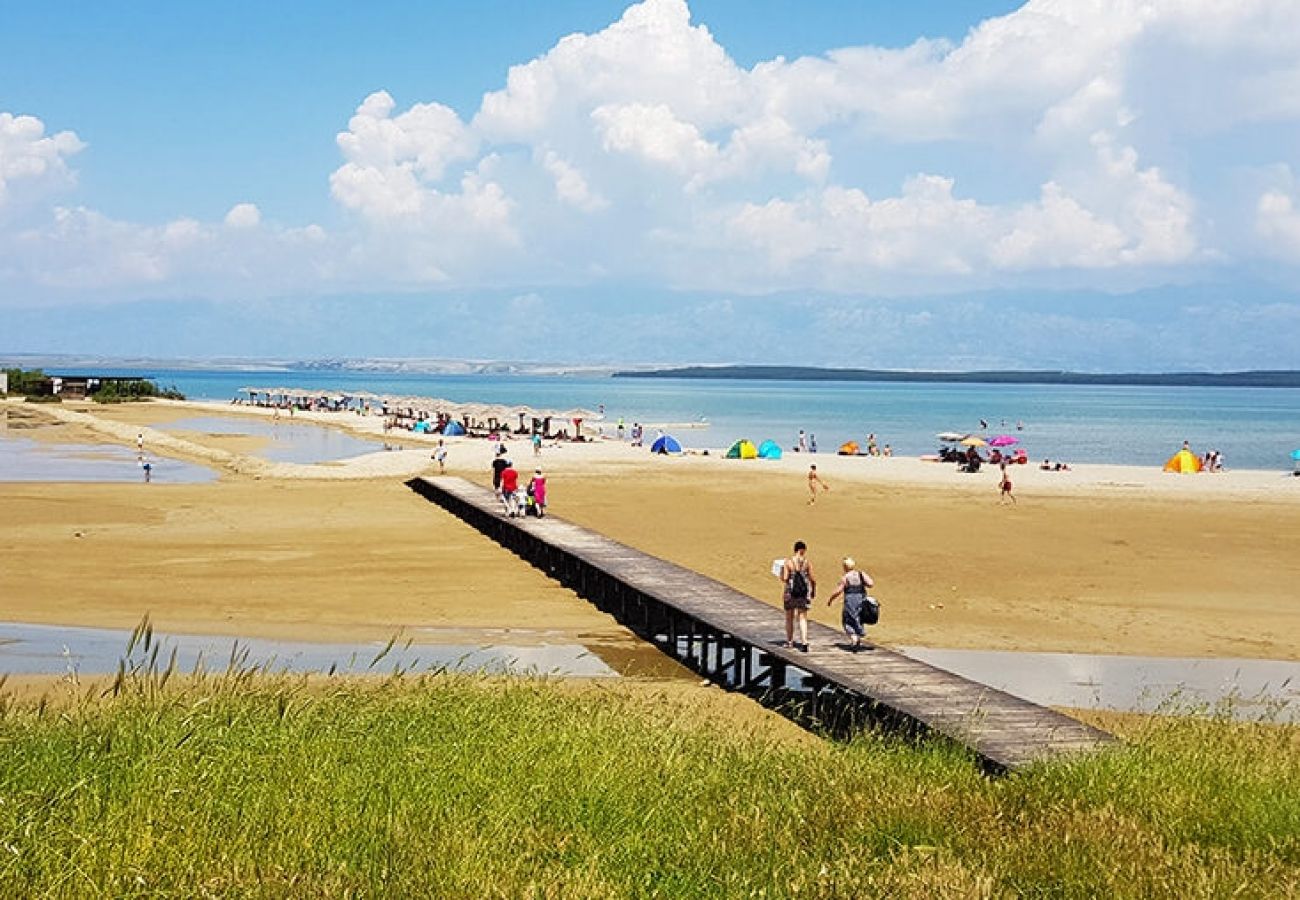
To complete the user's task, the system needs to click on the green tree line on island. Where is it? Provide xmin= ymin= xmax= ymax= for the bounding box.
xmin=615 ymin=365 xmax=1300 ymax=388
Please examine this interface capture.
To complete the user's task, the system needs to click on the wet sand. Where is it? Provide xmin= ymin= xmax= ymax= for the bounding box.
xmin=2 ymin=398 xmax=1297 ymax=663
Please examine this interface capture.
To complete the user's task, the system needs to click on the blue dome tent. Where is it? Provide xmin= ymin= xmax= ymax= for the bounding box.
xmin=757 ymin=439 xmax=782 ymax=459
xmin=650 ymin=434 xmax=682 ymax=455
xmin=442 ymin=420 xmax=466 ymax=436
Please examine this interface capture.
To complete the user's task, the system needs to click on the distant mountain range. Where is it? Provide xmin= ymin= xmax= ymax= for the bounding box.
xmin=7 ymin=354 xmax=1299 ymax=387
xmin=613 ymin=365 xmax=1300 ymax=388
xmin=0 ymin=354 xmax=621 ymax=377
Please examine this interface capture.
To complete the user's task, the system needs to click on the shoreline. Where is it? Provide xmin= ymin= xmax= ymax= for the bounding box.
xmin=2 ymin=398 xmax=1298 ymax=663
xmin=6 ymin=396 xmax=1298 ymax=503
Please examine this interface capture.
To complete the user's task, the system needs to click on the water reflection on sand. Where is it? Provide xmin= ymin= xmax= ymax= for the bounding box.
xmin=163 ymin=415 xmax=384 ymax=464
xmin=0 ymin=622 xmax=618 ymax=679
xmin=0 ymin=434 xmax=216 ymax=483
xmin=902 ymin=646 xmax=1299 ymax=722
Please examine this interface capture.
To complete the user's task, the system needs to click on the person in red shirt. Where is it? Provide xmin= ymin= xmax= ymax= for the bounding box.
xmin=500 ymin=461 xmax=520 ymax=517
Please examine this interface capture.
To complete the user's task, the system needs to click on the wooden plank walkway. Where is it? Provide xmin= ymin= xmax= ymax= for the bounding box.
xmin=408 ymin=476 xmax=1115 ymax=772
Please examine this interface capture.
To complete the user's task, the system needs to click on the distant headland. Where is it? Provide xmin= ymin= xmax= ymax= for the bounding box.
xmin=613 ymin=365 xmax=1300 ymax=388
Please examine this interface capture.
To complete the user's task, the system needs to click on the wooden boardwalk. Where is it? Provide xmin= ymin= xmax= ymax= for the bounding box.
xmin=407 ymin=476 xmax=1115 ymax=773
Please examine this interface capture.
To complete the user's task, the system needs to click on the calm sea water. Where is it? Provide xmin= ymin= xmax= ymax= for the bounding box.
xmin=55 ymin=367 xmax=1300 ymax=471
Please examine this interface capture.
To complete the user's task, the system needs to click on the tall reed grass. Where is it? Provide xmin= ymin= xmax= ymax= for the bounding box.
xmin=0 ymin=628 xmax=1295 ymax=897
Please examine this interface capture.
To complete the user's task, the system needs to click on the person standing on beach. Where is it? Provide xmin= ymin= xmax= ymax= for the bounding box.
xmin=999 ymin=462 xmax=1016 ymax=504
xmin=797 ymin=430 xmax=807 ymax=453
xmin=781 ymin=541 xmax=815 ymax=651
xmin=826 ymin=556 xmax=874 ymax=651
xmin=532 ymin=431 xmax=542 ymax=457
xmin=136 ymin=432 xmax=144 ymax=454
xmin=432 ymin=439 xmax=447 ymax=474
xmin=807 ymin=464 xmax=829 ymax=504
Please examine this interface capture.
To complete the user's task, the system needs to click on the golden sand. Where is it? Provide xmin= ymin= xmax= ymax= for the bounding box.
xmin=2 ymin=398 xmax=1297 ymax=663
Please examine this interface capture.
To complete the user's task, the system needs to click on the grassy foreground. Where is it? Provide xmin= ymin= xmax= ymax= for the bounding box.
xmin=0 ymin=671 xmax=1296 ymax=898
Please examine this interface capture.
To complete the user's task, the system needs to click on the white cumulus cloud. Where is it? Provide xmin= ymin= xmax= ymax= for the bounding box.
xmin=0 ymin=112 xmax=85 ymax=212
xmin=5 ymin=0 xmax=1300 ymax=300
xmin=224 ymin=202 xmax=261 ymax=229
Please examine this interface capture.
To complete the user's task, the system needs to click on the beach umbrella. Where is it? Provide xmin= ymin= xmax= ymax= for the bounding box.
xmin=959 ymin=436 xmax=988 ymax=447
xmin=936 ymin=432 xmax=967 ymax=442
xmin=988 ymin=435 xmax=1019 ymax=447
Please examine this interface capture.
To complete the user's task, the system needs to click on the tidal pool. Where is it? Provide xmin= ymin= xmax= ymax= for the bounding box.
xmin=901 ymin=646 xmax=1299 ymax=722
xmin=0 ymin=434 xmax=215 ymax=483
xmin=163 ymin=415 xmax=385 ymax=464
xmin=0 ymin=622 xmax=617 ymax=679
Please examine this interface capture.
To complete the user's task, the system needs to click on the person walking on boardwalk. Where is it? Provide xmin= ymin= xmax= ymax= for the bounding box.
xmin=781 ymin=541 xmax=816 ymax=652
xmin=491 ymin=445 xmax=509 ymax=497
xmin=528 ymin=469 xmax=547 ymax=517
xmin=807 ymin=464 xmax=829 ymax=504
xmin=500 ymin=460 xmax=521 ymax=517
xmin=826 ymin=556 xmax=874 ymax=651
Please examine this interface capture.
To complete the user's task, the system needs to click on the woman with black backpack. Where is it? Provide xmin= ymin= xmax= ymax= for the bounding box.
xmin=826 ymin=556 xmax=876 ymax=652
xmin=781 ymin=540 xmax=816 ymax=652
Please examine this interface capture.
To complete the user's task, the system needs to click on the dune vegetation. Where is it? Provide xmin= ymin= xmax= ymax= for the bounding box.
xmin=0 ymin=644 xmax=1295 ymax=898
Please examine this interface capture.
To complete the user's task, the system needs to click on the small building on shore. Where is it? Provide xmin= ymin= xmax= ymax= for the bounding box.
xmin=27 ymin=375 xmax=156 ymax=399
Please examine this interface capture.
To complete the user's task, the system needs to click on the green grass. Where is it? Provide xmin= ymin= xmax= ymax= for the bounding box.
xmin=0 ymin=666 xmax=1296 ymax=898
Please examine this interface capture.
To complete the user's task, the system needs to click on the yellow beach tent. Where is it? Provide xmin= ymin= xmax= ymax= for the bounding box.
xmin=837 ymin=441 xmax=860 ymax=456
xmin=1163 ymin=449 xmax=1203 ymax=473
xmin=726 ymin=439 xmax=758 ymax=459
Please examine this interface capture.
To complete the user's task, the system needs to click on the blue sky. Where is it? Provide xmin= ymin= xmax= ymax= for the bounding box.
xmin=2 ymin=0 xmax=1298 ymax=370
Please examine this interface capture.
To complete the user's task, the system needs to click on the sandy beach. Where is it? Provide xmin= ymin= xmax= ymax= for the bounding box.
xmin=3 ymin=397 xmax=1298 ymax=664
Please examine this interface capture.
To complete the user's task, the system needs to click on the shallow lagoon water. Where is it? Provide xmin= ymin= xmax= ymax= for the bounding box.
xmin=0 ymin=622 xmax=617 ymax=679
xmin=163 ymin=415 xmax=385 ymax=464
xmin=902 ymin=646 xmax=1299 ymax=722
xmin=0 ymin=434 xmax=215 ymax=483
xmin=4 ymin=621 xmax=1294 ymax=720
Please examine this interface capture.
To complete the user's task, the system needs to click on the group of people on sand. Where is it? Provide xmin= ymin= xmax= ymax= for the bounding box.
xmin=490 ymin=446 xmax=547 ymax=518
xmin=778 ymin=540 xmax=877 ymax=653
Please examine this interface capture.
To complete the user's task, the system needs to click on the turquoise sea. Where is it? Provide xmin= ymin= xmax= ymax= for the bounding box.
xmin=51 ymin=367 xmax=1300 ymax=472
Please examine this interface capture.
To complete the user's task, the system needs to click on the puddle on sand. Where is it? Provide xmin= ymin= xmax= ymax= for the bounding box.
xmin=0 ymin=622 xmax=617 ymax=679
xmin=901 ymin=646 xmax=1299 ymax=722
xmin=0 ymin=434 xmax=215 ymax=483
xmin=163 ymin=416 xmax=384 ymax=464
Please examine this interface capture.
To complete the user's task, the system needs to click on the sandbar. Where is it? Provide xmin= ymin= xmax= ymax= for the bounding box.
xmin=2 ymin=398 xmax=1297 ymax=663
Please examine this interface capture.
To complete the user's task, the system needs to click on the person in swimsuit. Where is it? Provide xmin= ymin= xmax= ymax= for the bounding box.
xmin=999 ymin=462 xmax=1016 ymax=504
xmin=807 ymin=464 xmax=829 ymax=504
xmin=780 ymin=540 xmax=816 ymax=651
xmin=826 ymin=557 xmax=875 ymax=651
